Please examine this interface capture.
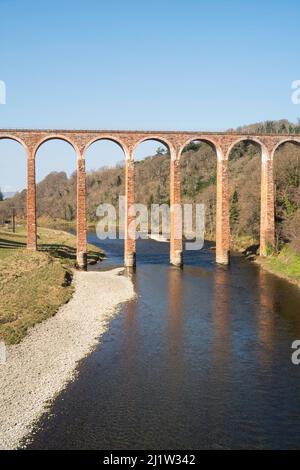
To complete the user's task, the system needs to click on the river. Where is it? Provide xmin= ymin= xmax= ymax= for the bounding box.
xmin=25 ymin=233 xmax=300 ymax=449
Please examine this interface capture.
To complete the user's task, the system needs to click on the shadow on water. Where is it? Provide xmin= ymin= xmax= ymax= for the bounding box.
xmin=25 ymin=234 xmax=300 ymax=449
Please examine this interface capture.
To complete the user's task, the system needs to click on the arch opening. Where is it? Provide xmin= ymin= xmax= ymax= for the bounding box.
xmin=273 ymin=140 xmax=300 ymax=255
xmin=85 ymin=139 xmax=126 ymax=247
xmin=228 ymin=139 xmax=262 ymax=252
xmin=35 ymin=139 xmax=77 ymax=232
xmin=179 ymin=140 xmax=218 ymax=252
xmin=134 ymin=138 xmax=171 ymax=161
xmin=133 ymin=139 xmax=171 ymax=260
xmin=0 ymin=138 xmax=27 ymax=243
xmin=134 ymin=139 xmax=170 ymax=205
xmin=35 ymin=136 xmax=78 ymax=158
xmin=85 ymin=137 xmax=127 ymax=159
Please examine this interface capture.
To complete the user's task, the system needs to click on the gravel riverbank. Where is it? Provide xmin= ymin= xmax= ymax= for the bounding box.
xmin=0 ymin=268 xmax=135 ymax=450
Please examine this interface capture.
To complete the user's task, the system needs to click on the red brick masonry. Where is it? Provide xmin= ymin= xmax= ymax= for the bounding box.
xmin=1 ymin=129 xmax=298 ymax=268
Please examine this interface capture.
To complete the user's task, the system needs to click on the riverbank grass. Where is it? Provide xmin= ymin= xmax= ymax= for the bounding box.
xmin=260 ymin=245 xmax=300 ymax=285
xmin=0 ymin=226 xmax=103 ymax=344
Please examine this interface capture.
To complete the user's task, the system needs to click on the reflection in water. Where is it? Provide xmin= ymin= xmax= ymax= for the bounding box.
xmin=121 ymin=270 xmax=139 ymax=437
xmin=166 ymin=267 xmax=184 ymax=411
xmin=25 ymin=238 xmax=300 ymax=450
xmin=168 ymin=266 xmax=183 ymax=357
xmin=258 ymin=267 xmax=300 ymax=338
xmin=213 ymin=265 xmax=231 ymax=373
xmin=209 ymin=265 xmax=232 ymax=449
xmin=256 ymin=268 xmax=276 ymax=367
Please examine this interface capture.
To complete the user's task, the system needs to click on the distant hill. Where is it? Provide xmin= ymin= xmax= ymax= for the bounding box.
xmin=229 ymin=118 xmax=300 ymax=134
xmin=3 ymin=192 xmax=16 ymax=200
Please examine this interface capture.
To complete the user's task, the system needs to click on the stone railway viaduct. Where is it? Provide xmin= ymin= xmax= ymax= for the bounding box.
xmin=1 ymin=129 xmax=299 ymax=268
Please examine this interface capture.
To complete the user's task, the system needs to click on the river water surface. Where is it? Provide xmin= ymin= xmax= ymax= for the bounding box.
xmin=26 ymin=234 xmax=300 ymax=449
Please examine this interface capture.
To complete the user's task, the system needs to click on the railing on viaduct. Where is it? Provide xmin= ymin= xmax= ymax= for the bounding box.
xmin=1 ymin=129 xmax=299 ymax=269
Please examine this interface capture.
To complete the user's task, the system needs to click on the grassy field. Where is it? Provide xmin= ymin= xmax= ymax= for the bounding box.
xmin=0 ymin=226 xmax=103 ymax=344
xmin=259 ymin=245 xmax=300 ymax=286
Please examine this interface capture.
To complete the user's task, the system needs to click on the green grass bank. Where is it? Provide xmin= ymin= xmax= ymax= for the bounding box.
xmin=0 ymin=226 xmax=103 ymax=344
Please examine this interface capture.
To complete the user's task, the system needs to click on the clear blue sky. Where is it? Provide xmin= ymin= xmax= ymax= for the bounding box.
xmin=1 ymin=0 xmax=300 ymax=190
